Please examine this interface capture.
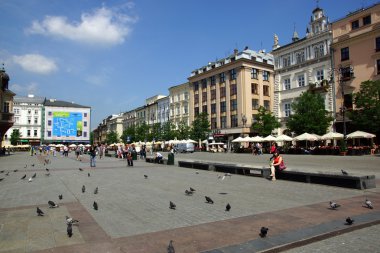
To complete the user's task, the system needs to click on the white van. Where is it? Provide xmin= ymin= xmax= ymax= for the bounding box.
xmin=175 ymin=143 xmax=195 ymax=153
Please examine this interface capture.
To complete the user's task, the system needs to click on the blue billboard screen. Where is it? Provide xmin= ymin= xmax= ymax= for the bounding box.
xmin=52 ymin=112 xmax=83 ymax=137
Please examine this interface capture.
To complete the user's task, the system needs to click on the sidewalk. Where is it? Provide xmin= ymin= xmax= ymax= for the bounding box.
xmin=0 ymin=152 xmax=379 ymax=252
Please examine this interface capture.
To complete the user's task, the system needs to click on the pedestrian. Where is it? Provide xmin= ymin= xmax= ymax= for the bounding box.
xmin=269 ymin=142 xmax=277 ymax=160
xmin=154 ymin=152 xmax=163 ymax=163
xmin=89 ymin=146 xmax=96 ymax=167
xmin=127 ymin=151 xmax=133 ymax=166
xmin=269 ymin=152 xmax=286 ymax=181
xmin=75 ymin=146 xmax=81 ymax=160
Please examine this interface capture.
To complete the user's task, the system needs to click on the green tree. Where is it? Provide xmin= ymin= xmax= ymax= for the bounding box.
xmin=10 ymin=129 xmax=21 ymax=145
xmin=90 ymin=132 xmax=94 ymax=145
xmin=161 ymin=121 xmax=176 ymax=141
xmin=135 ymin=122 xmax=150 ymax=142
xmin=148 ymin=123 xmax=162 ymax=141
xmin=106 ymin=131 xmax=119 ymax=144
xmin=190 ymin=112 xmax=210 ymax=141
xmin=286 ymin=91 xmax=333 ymax=135
xmin=251 ymin=106 xmax=281 ymax=136
xmin=121 ymin=126 xmax=136 ymax=143
xmin=177 ymin=120 xmax=191 ymax=140
xmin=349 ymin=80 xmax=380 ymax=134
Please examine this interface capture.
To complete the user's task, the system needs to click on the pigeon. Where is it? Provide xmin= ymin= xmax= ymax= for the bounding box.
xmin=222 ymin=175 xmax=226 ymax=180
xmin=169 ymin=201 xmax=176 ymax=210
xmin=205 ymin=196 xmax=214 ymax=204
xmin=82 ymin=185 xmax=86 ymax=193
xmin=28 ymin=177 xmax=33 ymax=182
xmin=31 ymin=164 xmax=35 ymax=167
xmin=88 ymin=173 xmax=90 ymax=177
xmin=225 ymin=173 xmax=232 ymax=177
xmin=66 ymin=216 xmax=79 ymax=225
xmin=0 ymin=170 xmax=4 ymax=173
xmin=364 ymin=199 xmax=373 ymax=209
xmin=59 ymin=194 xmax=63 ymax=200
xmin=260 ymin=227 xmax=269 ymax=237
xmin=185 ymin=190 xmax=193 ymax=196
xmin=36 ymin=207 xmax=44 ymax=216
xmin=79 ymin=168 xmax=83 ymax=171
xmin=189 ymin=187 xmax=196 ymax=192
xmin=21 ymin=174 xmax=26 ymax=179
xmin=167 ymin=240 xmax=175 ymax=253
xmin=195 ymin=171 xmax=199 ymax=174
xmin=94 ymin=187 xmax=98 ymax=194
xmin=24 ymin=165 xmax=27 ymax=168
xmin=32 ymin=173 xmax=36 ymax=178
xmin=45 ymin=168 xmax=49 ymax=172
xmin=93 ymin=201 xmax=98 ymax=210
xmin=67 ymin=223 xmax=73 ymax=237
xmin=5 ymin=171 xmax=9 ymax=176
xmin=341 ymin=169 xmax=348 ymax=175
xmin=144 ymin=175 xmax=148 ymax=179
xmin=345 ymin=217 xmax=354 ymax=225
xmin=0 ymin=178 xmax=4 ymax=182
xmin=45 ymin=173 xmax=50 ymax=176
xmin=13 ymin=169 xmax=18 ymax=172
xmin=330 ymin=201 xmax=341 ymax=210
xmin=225 ymin=203 xmax=231 ymax=211
xmin=48 ymin=200 xmax=59 ymax=208
xmin=218 ymin=175 xmax=222 ymax=179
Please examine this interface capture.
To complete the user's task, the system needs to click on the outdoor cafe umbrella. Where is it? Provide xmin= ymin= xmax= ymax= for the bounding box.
xmin=186 ymin=139 xmax=198 ymax=143
xmin=321 ymin=132 xmax=344 ymax=140
xmin=232 ymin=137 xmax=244 ymax=143
xmin=242 ymin=136 xmax=253 ymax=142
xmin=251 ymin=136 xmax=264 ymax=142
xmin=275 ymin=134 xmax=293 ymax=142
xmin=294 ymin=133 xmax=320 ymax=141
xmin=263 ymin=135 xmax=277 ymax=142
xmin=346 ymin=131 xmax=376 ymax=139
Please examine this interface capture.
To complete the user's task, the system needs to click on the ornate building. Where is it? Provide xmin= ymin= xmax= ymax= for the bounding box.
xmin=0 ymin=67 xmax=15 ymax=149
xmin=271 ymin=6 xmax=333 ymax=134
xmin=169 ymin=82 xmax=190 ymax=127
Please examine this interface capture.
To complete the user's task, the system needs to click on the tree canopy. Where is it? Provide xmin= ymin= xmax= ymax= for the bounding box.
xmin=106 ymin=131 xmax=119 ymax=144
xmin=349 ymin=80 xmax=380 ymax=134
xmin=10 ymin=129 xmax=21 ymax=145
xmin=286 ymin=91 xmax=333 ymax=135
xmin=251 ymin=106 xmax=281 ymax=136
xmin=190 ymin=112 xmax=210 ymax=141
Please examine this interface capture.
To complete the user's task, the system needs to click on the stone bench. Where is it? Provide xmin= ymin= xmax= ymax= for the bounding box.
xmin=177 ymin=160 xmax=271 ymax=178
xmin=146 ymin=156 xmax=168 ymax=165
xmin=276 ymin=170 xmax=376 ymax=190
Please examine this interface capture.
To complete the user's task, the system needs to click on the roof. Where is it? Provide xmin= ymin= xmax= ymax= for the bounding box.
xmin=271 ymin=36 xmax=307 ymax=53
xmin=44 ymin=99 xmax=90 ymax=108
xmin=14 ymin=95 xmax=45 ymax=104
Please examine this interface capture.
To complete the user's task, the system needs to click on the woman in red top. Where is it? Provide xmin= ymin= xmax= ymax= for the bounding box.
xmin=270 ymin=152 xmax=283 ymax=181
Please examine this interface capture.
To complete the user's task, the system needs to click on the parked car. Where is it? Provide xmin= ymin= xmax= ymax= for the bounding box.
xmin=175 ymin=143 xmax=195 ymax=153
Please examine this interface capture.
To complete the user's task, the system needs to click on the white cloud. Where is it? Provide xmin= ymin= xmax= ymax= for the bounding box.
xmin=26 ymin=5 xmax=137 ymax=47
xmin=12 ymin=54 xmax=57 ymax=74
xmin=10 ymin=82 xmax=39 ymax=95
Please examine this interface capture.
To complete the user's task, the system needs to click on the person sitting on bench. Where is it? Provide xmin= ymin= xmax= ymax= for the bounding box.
xmin=155 ymin=152 xmax=163 ymax=163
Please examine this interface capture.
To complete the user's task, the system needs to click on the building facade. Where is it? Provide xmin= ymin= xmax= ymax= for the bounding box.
xmin=4 ymin=95 xmax=45 ymax=146
xmin=189 ymin=48 xmax=274 ymax=143
xmin=331 ymin=3 xmax=380 ymax=134
xmin=156 ymin=96 xmax=170 ymax=125
xmin=107 ymin=114 xmax=123 ymax=141
xmin=42 ymin=99 xmax=91 ymax=144
xmin=169 ymin=82 xmax=190 ymax=127
xmin=0 ymin=67 xmax=15 ymax=148
xmin=272 ymin=6 xmax=333 ymax=135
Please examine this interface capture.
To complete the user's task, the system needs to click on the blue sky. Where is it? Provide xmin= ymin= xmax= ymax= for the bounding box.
xmin=0 ymin=0 xmax=376 ymax=129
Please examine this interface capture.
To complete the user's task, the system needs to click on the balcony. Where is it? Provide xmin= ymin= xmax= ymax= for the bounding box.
xmin=0 ymin=112 xmax=14 ymax=123
xmin=308 ymin=79 xmax=329 ymax=93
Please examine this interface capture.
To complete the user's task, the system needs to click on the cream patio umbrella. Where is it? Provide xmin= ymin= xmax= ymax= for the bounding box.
xmin=321 ymin=132 xmax=344 ymax=140
xmin=232 ymin=137 xmax=244 ymax=142
xmin=263 ymin=135 xmax=277 ymax=142
xmin=186 ymin=139 xmax=198 ymax=143
xmin=275 ymin=134 xmax=293 ymax=142
xmin=347 ymin=131 xmax=376 ymax=139
xmin=294 ymin=133 xmax=319 ymax=141
xmin=251 ymin=136 xmax=264 ymax=142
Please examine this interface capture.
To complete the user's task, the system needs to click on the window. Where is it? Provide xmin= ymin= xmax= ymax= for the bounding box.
xmin=211 ymin=117 xmax=217 ymax=129
xmin=220 ymin=101 xmax=226 ymax=113
xmin=319 ymin=44 xmax=324 ymax=56
xmin=376 ymin=37 xmax=380 ymax=52
xmin=82 ymin=131 xmax=86 ymax=138
xmin=344 ymin=94 xmax=353 ymax=110
xmin=176 ymin=107 xmax=180 ymax=115
xmin=341 ymin=47 xmax=350 ymax=61
xmin=351 ymin=20 xmax=359 ymax=30
xmin=177 ymin=94 xmax=181 ymax=102
xmin=263 ymin=86 xmax=269 ymax=96
xmin=28 ymin=109 xmax=31 ymax=114
xmin=229 ymin=69 xmax=236 ymax=80
xmin=263 ymin=71 xmax=269 ymax=81
xmin=363 ymin=15 xmax=371 ymax=26
xmin=84 ymin=112 xmax=87 ymax=117
xmin=295 ymin=51 xmax=305 ymax=64
xmin=284 ymin=103 xmax=291 ymax=117
xmin=298 ymin=75 xmax=305 ymax=87
xmin=27 ymin=117 xmax=31 ymax=124
xmin=230 ymin=99 xmax=237 ymax=111
xmin=220 ymin=86 xmax=226 ymax=98
xmin=184 ymin=92 xmax=189 ymax=100
xmin=27 ymin=130 xmax=31 ymax=137
xmin=377 ymin=59 xmax=380 ymax=74
xmin=15 ymin=117 xmax=19 ymax=123
xmin=201 ymin=79 xmax=207 ymax=89
xmin=283 ymin=55 xmax=291 ymax=67
xmin=251 ymin=83 xmax=258 ymax=94
xmin=219 ymin=72 xmax=225 ymax=83
xmin=193 ymin=81 xmax=199 ymax=91
xmin=14 ymin=108 xmax=20 ymax=114
xmin=316 ymin=69 xmax=324 ymax=81
xmin=48 ymin=120 xmax=52 ymax=126
xmin=34 ymin=130 xmax=37 ymax=137
xmin=252 ymin=99 xmax=259 ymax=110
xmin=184 ymin=105 xmax=188 ymax=114
xmin=3 ymin=102 xmax=10 ymax=113
xmin=341 ymin=66 xmax=353 ymax=80
xmin=284 ymin=78 xmax=291 ymax=90
xmin=194 ymin=107 xmax=199 ymax=116
xmin=230 ymin=84 xmax=237 ymax=95
xmin=47 ymin=131 xmax=52 ymax=137
xmin=231 ymin=115 xmax=238 ymax=127
xmin=34 ymin=117 xmax=38 ymax=124
xmin=211 ymin=89 xmax=216 ymax=100
xmin=34 ymin=110 xmax=38 ymax=114
xmin=194 ymin=94 xmax=199 ymax=104
xmin=202 ymin=105 xmax=207 ymax=113
xmin=211 ymin=104 xmax=216 ymax=114
xmin=202 ymin=92 xmax=207 ymax=102
xmin=48 ymin=111 xmax=52 ymax=116
xmin=264 ymin=100 xmax=270 ymax=110
xmin=84 ymin=121 xmax=87 ymax=127
xmin=251 ymin=68 xmax=258 ymax=79
xmin=220 ymin=116 xmax=227 ymax=128
xmin=210 ymin=76 xmax=216 ymax=86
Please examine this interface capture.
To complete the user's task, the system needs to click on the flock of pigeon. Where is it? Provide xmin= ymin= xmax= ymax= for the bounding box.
xmin=328 ymin=198 xmax=374 ymax=226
